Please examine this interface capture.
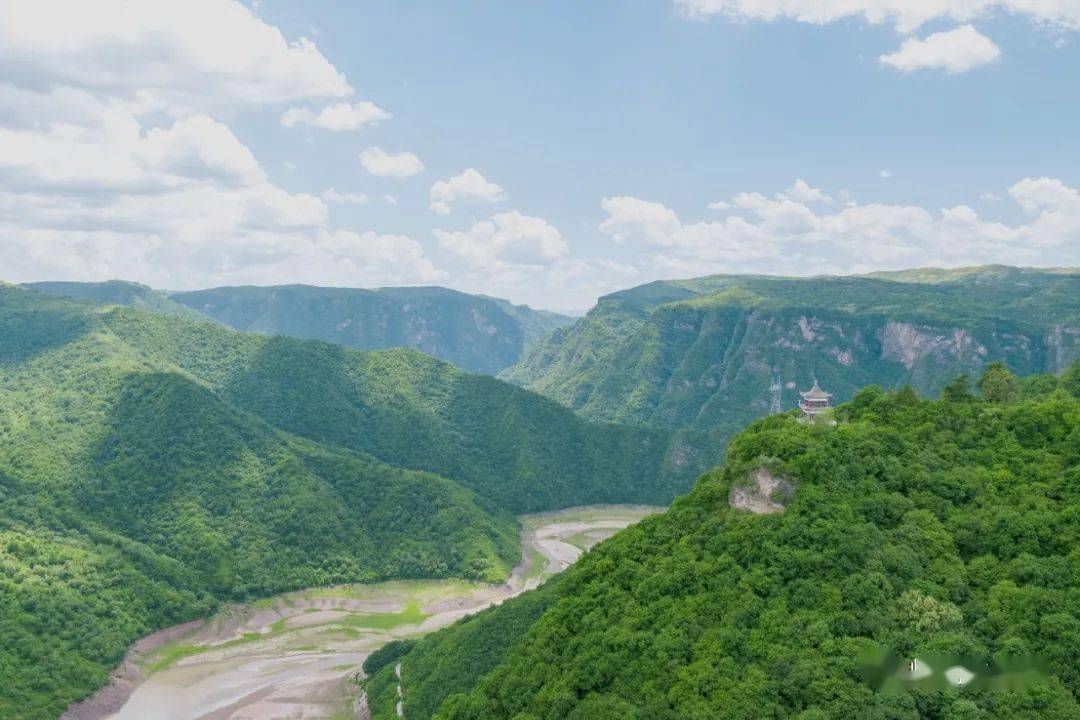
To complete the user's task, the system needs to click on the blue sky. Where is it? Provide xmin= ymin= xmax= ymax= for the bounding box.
xmin=1 ymin=1 xmax=1078 ymax=311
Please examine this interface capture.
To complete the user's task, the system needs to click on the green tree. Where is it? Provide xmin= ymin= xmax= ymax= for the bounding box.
xmin=977 ymin=362 xmax=1021 ymax=403
xmin=941 ymin=374 xmax=973 ymax=402
xmin=1064 ymin=359 xmax=1080 ymax=398
xmin=895 ymin=385 xmax=920 ymax=406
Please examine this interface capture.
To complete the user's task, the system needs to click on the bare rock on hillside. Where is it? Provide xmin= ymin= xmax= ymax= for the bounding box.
xmin=729 ymin=467 xmax=794 ymax=515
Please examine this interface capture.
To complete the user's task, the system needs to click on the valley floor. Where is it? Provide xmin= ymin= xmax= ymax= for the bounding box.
xmin=63 ymin=506 xmax=660 ymax=720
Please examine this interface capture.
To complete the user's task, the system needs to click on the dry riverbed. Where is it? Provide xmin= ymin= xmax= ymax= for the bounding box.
xmin=64 ymin=505 xmax=660 ymax=720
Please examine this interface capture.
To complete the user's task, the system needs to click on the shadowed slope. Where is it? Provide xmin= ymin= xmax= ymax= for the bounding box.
xmin=98 ymin=309 xmax=689 ymax=512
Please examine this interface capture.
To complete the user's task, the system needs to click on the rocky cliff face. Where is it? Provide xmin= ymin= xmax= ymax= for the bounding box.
xmin=503 ymin=270 xmax=1080 ymax=467
xmin=168 ymin=285 xmax=573 ymax=375
xmin=1047 ymin=323 xmax=1080 ymax=372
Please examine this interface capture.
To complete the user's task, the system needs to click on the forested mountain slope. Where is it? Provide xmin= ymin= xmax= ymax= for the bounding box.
xmin=369 ymin=365 xmax=1080 ymax=719
xmin=0 ymin=286 xmax=675 ymax=719
xmin=169 ymin=284 xmax=574 ymax=374
xmin=94 ymin=303 xmax=682 ymax=512
xmin=10 ymin=285 xmax=682 ymax=511
xmin=503 ymin=266 xmax=1080 ymax=467
xmin=0 ymin=286 xmax=517 ymax=720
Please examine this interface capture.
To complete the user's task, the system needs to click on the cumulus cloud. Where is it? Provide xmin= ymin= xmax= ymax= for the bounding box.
xmin=0 ymin=111 xmax=444 ymax=288
xmin=0 ymin=0 xmax=351 ymax=112
xmin=880 ymin=25 xmax=1001 ymax=73
xmin=673 ymin=1 xmax=1080 ymax=33
xmin=674 ymin=1 xmax=1080 ymax=70
xmin=1009 ymin=176 xmax=1080 ymax=215
xmin=429 ymin=169 xmax=506 ymax=215
xmin=781 ymin=179 xmax=831 ymax=204
xmin=0 ymin=0 xmax=444 ymax=291
xmin=281 ymin=101 xmax=391 ymax=130
xmin=360 ymin=147 xmax=424 ymax=178
xmin=600 ymin=197 xmax=681 ymax=245
xmin=434 ymin=210 xmax=636 ymax=310
xmin=599 ymin=178 xmax=1080 ymax=277
xmin=0 ymin=113 xmax=272 ymax=206
xmin=462 ymin=256 xmax=641 ymax=313
xmin=436 ymin=211 xmax=569 ymax=267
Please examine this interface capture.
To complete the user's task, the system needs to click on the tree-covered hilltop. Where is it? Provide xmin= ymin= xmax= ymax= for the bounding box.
xmin=502 ymin=267 xmax=1080 ymax=470
xmin=0 ymin=285 xmax=672 ymax=719
xmin=369 ymin=364 xmax=1080 ymax=719
xmin=168 ymin=284 xmax=574 ymax=374
xmin=23 ymin=280 xmax=214 ymax=324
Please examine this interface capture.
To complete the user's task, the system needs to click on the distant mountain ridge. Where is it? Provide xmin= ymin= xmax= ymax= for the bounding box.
xmin=862 ymin=263 xmax=1080 ymax=284
xmin=25 ymin=281 xmax=573 ymax=375
xmin=24 ymin=280 xmax=212 ymax=323
xmin=502 ymin=266 xmax=1080 ymax=466
xmin=169 ymin=284 xmax=573 ymax=375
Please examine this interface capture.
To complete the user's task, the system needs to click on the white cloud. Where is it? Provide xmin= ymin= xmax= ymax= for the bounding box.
xmin=880 ymin=169 xmax=893 ymax=179
xmin=429 ymin=169 xmax=506 ymax=215
xmin=0 ymin=143 xmax=443 ymax=287
xmin=360 ymin=147 xmax=424 ymax=178
xmin=281 ymin=101 xmax=391 ymax=131
xmin=673 ymin=1 xmax=1080 ymax=34
xmin=322 ymin=188 xmax=370 ymax=204
xmin=880 ymin=25 xmax=1001 ymax=73
xmin=599 ymin=178 xmax=1080 ymax=277
xmin=674 ymin=1 xmax=1080 ymax=70
xmin=312 ymin=230 xmax=443 ymax=286
xmin=0 ymin=112 xmax=263 ymax=193
xmin=600 ymin=197 xmax=680 ymax=244
xmin=453 ymin=256 xmax=640 ymax=314
xmin=434 ymin=210 xmax=635 ymax=309
xmin=1009 ymin=176 xmax=1079 ymax=215
xmin=384 ymin=194 xmax=398 ymax=205
xmin=781 ymin=179 xmax=831 ymax=204
xmin=0 ymin=0 xmax=351 ymax=112
xmin=436 ymin=210 xmax=569 ymax=268
xmin=0 ymin=110 xmax=442 ymax=287
xmin=0 ymin=0 xmax=444 ymax=291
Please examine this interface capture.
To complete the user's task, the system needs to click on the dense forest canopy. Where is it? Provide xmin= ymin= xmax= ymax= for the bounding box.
xmin=369 ymin=362 xmax=1080 ymax=719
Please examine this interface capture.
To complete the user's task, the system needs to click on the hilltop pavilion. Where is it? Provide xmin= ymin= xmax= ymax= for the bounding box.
xmin=799 ymin=381 xmax=832 ymax=417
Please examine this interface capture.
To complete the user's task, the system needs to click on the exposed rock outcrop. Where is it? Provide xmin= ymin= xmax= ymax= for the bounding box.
xmin=881 ymin=321 xmax=988 ymax=370
xmin=729 ymin=467 xmax=794 ymax=515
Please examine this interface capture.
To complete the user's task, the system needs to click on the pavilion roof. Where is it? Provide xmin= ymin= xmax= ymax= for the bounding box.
xmin=800 ymin=380 xmax=832 ymax=400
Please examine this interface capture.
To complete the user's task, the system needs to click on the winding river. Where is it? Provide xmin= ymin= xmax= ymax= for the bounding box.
xmin=63 ymin=505 xmax=660 ymax=720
